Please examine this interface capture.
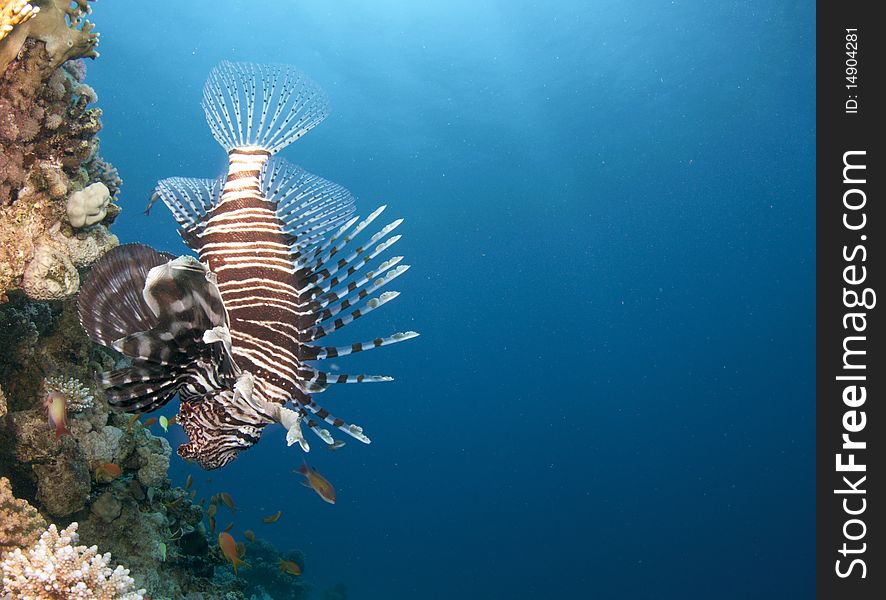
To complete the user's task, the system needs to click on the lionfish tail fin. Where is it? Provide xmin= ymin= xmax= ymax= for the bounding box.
xmin=202 ymin=60 xmax=330 ymax=154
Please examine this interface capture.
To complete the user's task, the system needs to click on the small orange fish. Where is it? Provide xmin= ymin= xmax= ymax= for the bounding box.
xmin=298 ymin=461 xmax=336 ymax=504
xmin=185 ymin=474 xmax=193 ymax=489
xmin=219 ymin=492 xmax=237 ymax=513
xmin=207 ymin=503 xmax=217 ymax=518
xmin=94 ymin=462 xmax=122 ymax=483
xmin=279 ymin=559 xmax=302 ymax=576
xmin=126 ymin=414 xmax=140 ymax=432
xmin=209 ymin=515 xmax=216 ymax=533
xmin=142 ymin=417 xmax=158 ymax=429
xmin=244 ymin=530 xmax=256 ymax=543
xmin=222 ymin=522 xmax=234 ymax=533
xmin=262 ymin=510 xmax=282 ymax=524
xmin=236 ymin=541 xmax=246 ymax=558
xmin=168 ymin=415 xmax=177 ymax=426
xmin=44 ymin=391 xmax=70 ymax=439
xmin=218 ymin=532 xmax=248 ymax=574
xmin=165 ymin=497 xmax=182 ymax=509
xmin=190 ymin=490 xmax=196 ymax=500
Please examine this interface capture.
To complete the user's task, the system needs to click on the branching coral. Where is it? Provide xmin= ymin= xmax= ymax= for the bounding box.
xmin=0 ymin=476 xmax=47 ymax=559
xmin=45 ymin=374 xmax=94 ymax=411
xmin=1 ymin=0 xmax=98 ymax=72
xmin=0 ymin=522 xmax=146 ymax=599
xmin=0 ymin=1 xmax=38 ymax=44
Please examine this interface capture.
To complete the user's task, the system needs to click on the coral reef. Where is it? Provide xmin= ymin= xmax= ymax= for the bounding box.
xmin=1 ymin=30 xmax=116 ymax=301
xmin=0 ymin=1 xmax=38 ymax=45
xmin=0 ymin=522 xmax=145 ymax=599
xmin=0 ymin=475 xmax=46 ymax=559
xmin=45 ymin=374 xmax=95 ymax=412
xmin=222 ymin=537 xmax=309 ymax=600
xmin=0 ymin=0 xmax=99 ymax=72
xmin=85 ymin=152 xmax=122 ymax=198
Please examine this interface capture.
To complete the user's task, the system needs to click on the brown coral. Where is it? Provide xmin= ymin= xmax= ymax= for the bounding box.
xmin=0 ymin=475 xmax=47 ymax=559
xmin=0 ymin=1 xmax=38 ymax=44
xmin=1 ymin=0 xmax=98 ymax=72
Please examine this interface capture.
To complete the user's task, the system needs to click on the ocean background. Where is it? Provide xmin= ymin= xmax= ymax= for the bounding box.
xmin=85 ymin=1 xmax=815 ymax=598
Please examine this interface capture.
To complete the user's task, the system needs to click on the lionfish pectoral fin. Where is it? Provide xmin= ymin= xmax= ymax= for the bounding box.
xmin=143 ymin=256 xmax=228 ymax=331
xmin=98 ymin=362 xmax=180 ymax=414
xmin=279 ymin=406 xmax=310 ymax=452
xmin=151 ymin=176 xmax=222 ymax=238
xmin=78 ymin=244 xmax=174 ymax=348
xmin=259 ymin=157 xmax=356 ymax=250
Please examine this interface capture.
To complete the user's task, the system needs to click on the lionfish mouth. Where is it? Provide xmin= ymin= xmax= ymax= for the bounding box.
xmin=78 ymin=61 xmax=418 ymax=469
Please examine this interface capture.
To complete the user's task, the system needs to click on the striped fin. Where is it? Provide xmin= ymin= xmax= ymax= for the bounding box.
xmin=78 ymin=244 xmax=172 ymax=349
xmin=149 ymin=176 xmax=222 ymax=232
xmin=309 ymin=330 xmax=420 ymax=359
xmin=79 ymin=246 xmax=240 ymax=414
xmin=202 ymin=61 xmax=329 ymax=154
xmin=260 ymin=157 xmax=356 ymax=252
xmin=299 ymin=398 xmax=372 ymax=443
xmin=312 ymin=256 xmax=409 ymax=313
xmin=98 ymin=363 xmax=183 ymax=414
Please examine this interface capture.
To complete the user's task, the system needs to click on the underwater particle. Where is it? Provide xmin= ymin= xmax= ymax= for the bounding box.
xmin=262 ymin=510 xmax=282 ymax=524
xmin=279 ymin=559 xmax=301 ymax=576
xmin=218 ymin=532 xmax=247 ymax=574
xmin=66 ymin=181 xmax=110 ymax=228
xmin=42 ymin=389 xmax=69 ymax=438
xmin=298 ymin=460 xmax=336 ymax=504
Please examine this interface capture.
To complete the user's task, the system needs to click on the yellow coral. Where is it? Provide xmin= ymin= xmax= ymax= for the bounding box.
xmin=0 ymin=0 xmax=38 ymax=44
xmin=0 ymin=476 xmax=47 ymax=559
xmin=0 ymin=522 xmax=146 ymax=599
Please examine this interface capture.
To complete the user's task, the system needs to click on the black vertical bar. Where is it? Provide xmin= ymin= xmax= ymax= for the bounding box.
xmin=817 ymin=2 xmax=882 ymax=598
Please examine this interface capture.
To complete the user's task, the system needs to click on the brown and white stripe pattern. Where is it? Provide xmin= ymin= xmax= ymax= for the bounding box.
xmin=139 ymin=61 xmax=419 ymax=468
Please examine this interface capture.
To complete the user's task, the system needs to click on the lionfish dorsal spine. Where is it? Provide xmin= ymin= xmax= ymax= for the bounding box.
xmin=82 ymin=60 xmax=417 ymax=470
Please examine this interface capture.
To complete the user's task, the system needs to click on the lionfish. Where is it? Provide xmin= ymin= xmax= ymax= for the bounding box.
xmin=78 ymin=61 xmax=417 ymax=469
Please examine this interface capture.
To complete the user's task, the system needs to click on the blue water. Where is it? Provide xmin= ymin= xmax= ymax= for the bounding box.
xmin=86 ymin=1 xmax=815 ymax=598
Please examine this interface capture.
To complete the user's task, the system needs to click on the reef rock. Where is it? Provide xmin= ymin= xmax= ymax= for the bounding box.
xmin=20 ymin=241 xmax=79 ymax=299
xmin=32 ymin=453 xmax=90 ymax=516
xmin=135 ymin=434 xmax=172 ymax=489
